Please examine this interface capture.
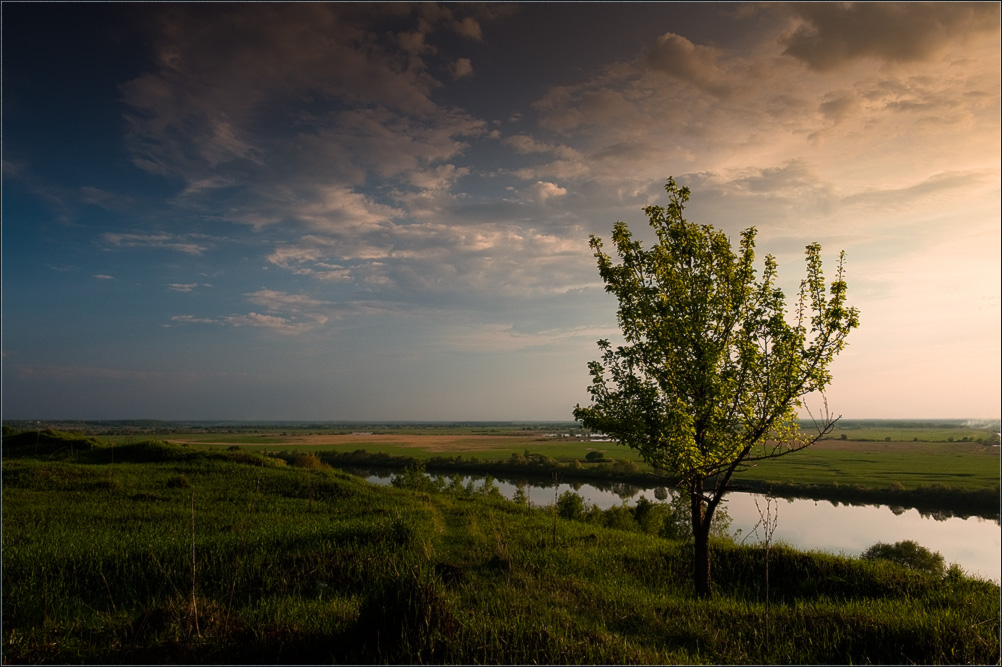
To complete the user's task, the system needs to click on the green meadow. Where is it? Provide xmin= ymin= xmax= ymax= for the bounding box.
xmin=734 ymin=440 xmax=1000 ymax=491
xmin=154 ymin=423 xmax=1000 ymax=514
xmin=2 ymin=429 xmax=999 ymax=664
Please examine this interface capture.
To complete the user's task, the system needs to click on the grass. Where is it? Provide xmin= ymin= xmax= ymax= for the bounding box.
xmin=191 ymin=436 xmax=636 ymax=462
xmin=2 ymin=434 xmax=999 ymax=664
xmin=734 ymin=440 xmax=1000 ymax=491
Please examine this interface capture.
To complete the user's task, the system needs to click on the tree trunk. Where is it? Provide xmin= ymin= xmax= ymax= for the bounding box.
xmin=690 ymin=480 xmax=713 ymax=598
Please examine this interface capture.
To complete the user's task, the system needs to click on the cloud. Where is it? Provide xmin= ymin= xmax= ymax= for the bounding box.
xmin=504 ymin=134 xmax=556 ymax=154
xmin=244 ymin=289 xmax=333 ymax=313
xmin=287 ymin=185 xmax=404 ymax=231
xmin=644 ymin=32 xmax=741 ymax=98
xmin=170 ymin=288 xmax=334 ymax=335
xmin=119 ymin=4 xmax=487 ymax=196
xmin=168 ymin=288 xmax=409 ymax=335
xmin=522 ymin=181 xmax=568 ymax=205
xmin=451 ymin=16 xmax=483 ymax=41
xmin=839 ymin=170 xmax=993 ymax=212
xmin=266 ymin=242 xmax=354 ymax=282
xmin=79 ymin=186 xmax=133 ymax=210
xmin=441 ymin=323 xmax=619 ymax=353
xmin=167 ymin=283 xmax=210 ymax=292
xmin=407 ymin=163 xmax=469 ymax=191
xmin=780 ymin=3 xmax=1001 ymax=71
xmin=171 ymin=312 xmax=323 ymax=335
xmin=93 ymin=274 xmax=114 ymax=281
xmin=303 ymin=107 xmax=486 ymax=181
xmin=104 ymin=232 xmax=208 ymax=255
xmin=451 ymin=57 xmax=474 ymax=80
xmin=263 ymin=218 xmax=592 ymax=303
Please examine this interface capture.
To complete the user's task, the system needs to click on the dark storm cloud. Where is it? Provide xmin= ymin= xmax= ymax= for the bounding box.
xmin=780 ymin=2 xmax=1001 ymax=71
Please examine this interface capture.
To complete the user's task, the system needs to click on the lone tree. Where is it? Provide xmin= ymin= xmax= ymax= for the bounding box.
xmin=574 ymin=178 xmax=859 ymax=597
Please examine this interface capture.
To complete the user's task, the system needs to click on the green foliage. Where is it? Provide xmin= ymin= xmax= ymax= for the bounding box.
xmin=391 ymin=460 xmax=439 ymax=493
xmin=292 ymin=453 xmax=328 ymax=469
xmin=574 ymin=177 xmax=858 ymax=493
xmin=862 ymin=540 xmax=946 ymax=578
xmin=556 ymin=490 xmax=586 ymax=520
xmin=574 ymin=178 xmax=859 ymax=596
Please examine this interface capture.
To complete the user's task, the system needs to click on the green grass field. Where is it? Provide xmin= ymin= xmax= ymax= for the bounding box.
xmin=3 ymin=435 xmax=998 ymax=664
xmin=734 ymin=440 xmax=1000 ymax=491
xmin=174 ymin=432 xmax=998 ymax=494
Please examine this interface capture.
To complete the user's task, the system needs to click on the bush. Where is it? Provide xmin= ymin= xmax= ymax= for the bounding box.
xmin=862 ymin=540 xmax=945 ymax=577
xmin=293 ymin=453 xmax=328 ymax=469
xmin=391 ymin=461 xmax=437 ymax=493
xmin=556 ymin=491 xmax=586 ymax=520
xmin=604 ymin=504 xmax=636 ymax=531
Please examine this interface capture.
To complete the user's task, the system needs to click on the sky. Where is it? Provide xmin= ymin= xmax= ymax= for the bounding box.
xmin=2 ymin=2 xmax=999 ymax=422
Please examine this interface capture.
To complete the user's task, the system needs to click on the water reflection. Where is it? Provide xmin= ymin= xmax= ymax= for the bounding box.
xmin=355 ymin=468 xmax=1000 ymax=583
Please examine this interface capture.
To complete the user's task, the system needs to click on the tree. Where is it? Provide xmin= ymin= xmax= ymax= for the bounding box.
xmin=574 ymin=178 xmax=859 ymax=597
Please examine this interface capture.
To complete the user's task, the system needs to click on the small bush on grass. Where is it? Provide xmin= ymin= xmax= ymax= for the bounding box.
xmin=556 ymin=490 xmax=586 ymax=520
xmin=292 ymin=453 xmax=328 ymax=470
xmin=862 ymin=540 xmax=945 ymax=577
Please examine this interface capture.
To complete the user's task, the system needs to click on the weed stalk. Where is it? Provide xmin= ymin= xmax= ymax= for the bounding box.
xmin=190 ymin=489 xmax=201 ymax=637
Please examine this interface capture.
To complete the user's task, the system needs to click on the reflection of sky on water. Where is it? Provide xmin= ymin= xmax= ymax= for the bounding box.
xmin=365 ymin=473 xmax=1001 ymax=583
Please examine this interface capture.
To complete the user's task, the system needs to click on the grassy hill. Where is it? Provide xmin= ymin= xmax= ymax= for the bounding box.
xmin=2 ymin=433 xmax=999 ymax=664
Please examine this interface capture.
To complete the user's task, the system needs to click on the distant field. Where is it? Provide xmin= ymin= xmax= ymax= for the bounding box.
xmin=736 ymin=440 xmax=999 ymax=491
xmin=14 ymin=420 xmax=999 ymax=493
xmin=170 ymin=432 xmax=643 ymax=463
xmin=160 ymin=430 xmax=1000 ymax=493
xmin=824 ymin=427 xmax=997 ymax=443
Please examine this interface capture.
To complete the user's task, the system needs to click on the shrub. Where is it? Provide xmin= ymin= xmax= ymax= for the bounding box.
xmin=604 ymin=504 xmax=636 ymax=531
xmin=633 ymin=496 xmax=661 ymax=533
xmin=391 ymin=461 xmax=437 ymax=493
xmin=862 ymin=540 xmax=945 ymax=577
xmin=556 ymin=490 xmax=586 ymax=520
xmin=292 ymin=453 xmax=327 ymax=469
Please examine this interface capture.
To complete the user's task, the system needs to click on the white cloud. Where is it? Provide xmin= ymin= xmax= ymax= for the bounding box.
xmin=522 ymin=181 xmax=568 ymax=205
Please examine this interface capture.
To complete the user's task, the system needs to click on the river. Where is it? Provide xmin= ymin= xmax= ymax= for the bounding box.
xmin=361 ymin=471 xmax=1001 ymax=582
